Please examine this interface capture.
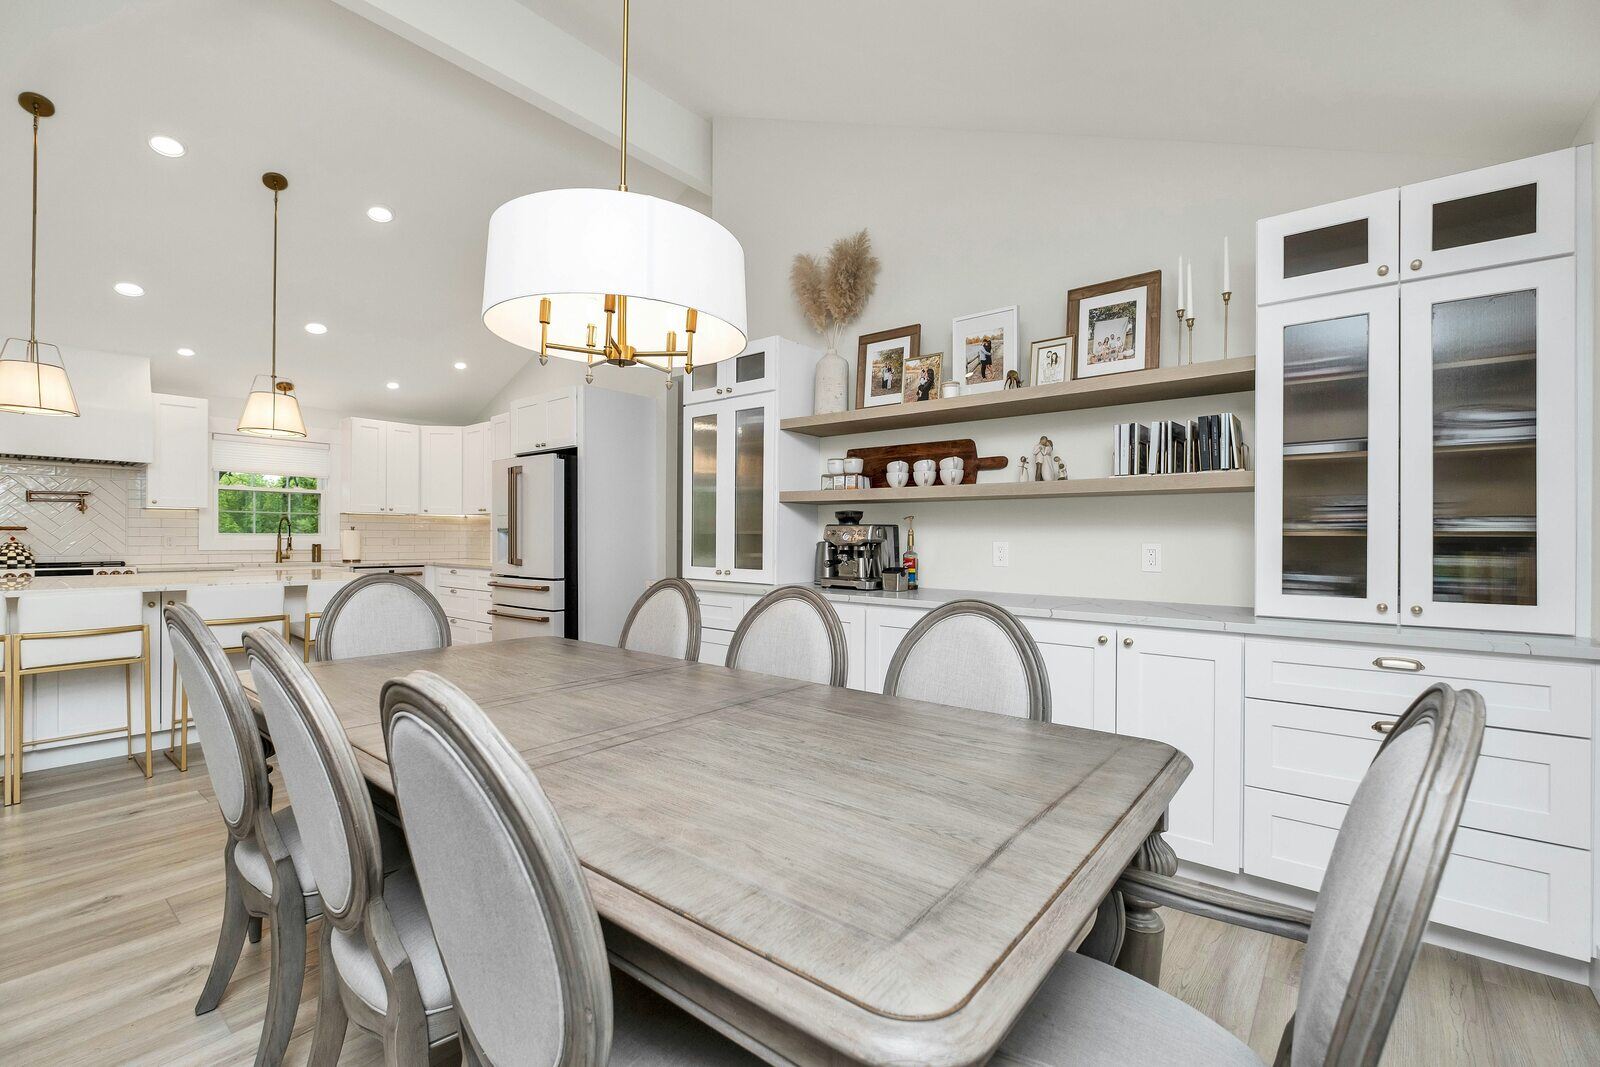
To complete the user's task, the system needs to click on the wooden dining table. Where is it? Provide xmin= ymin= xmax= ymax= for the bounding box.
xmin=239 ymin=635 xmax=1190 ymax=1067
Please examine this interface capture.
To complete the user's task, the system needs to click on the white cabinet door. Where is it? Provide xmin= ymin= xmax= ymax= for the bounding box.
xmin=344 ymin=417 xmax=388 ymax=514
xmin=146 ymin=394 xmax=209 ymax=509
xmin=1255 ymin=287 xmax=1400 ymax=623
xmin=699 ymin=627 xmax=733 ymax=666
xmin=461 ymin=422 xmax=491 ymax=516
xmin=680 ymin=395 xmax=777 ymax=583
xmin=834 ymin=602 xmax=867 ymax=691
xmin=419 ymin=425 xmax=464 ymax=515
xmin=1257 ymin=189 xmax=1400 ymax=305
xmin=864 ymin=606 xmax=921 ymax=694
xmin=684 ymin=341 xmax=780 ymax=404
xmin=1023 ymin=617 xmax=1117 ymax=731
xmin=542 ymin=388 xmax=579 ymax=449
xmin=383 ymin=422 xmax=421 ymax=515
xmin=510 ymin=395 xmax=545 ymax=454
xmin=1116 ymin=627 xmax=1243 ymax=872
xmin=489 ymin=412 xmax=512 ymax=460
xmin=1400 ymin=148 xmax=1575 ymax=280
xmin=1398 ymin=257 xmax=1575 ymax=634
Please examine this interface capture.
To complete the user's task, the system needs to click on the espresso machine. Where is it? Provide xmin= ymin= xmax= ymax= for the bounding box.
xmin=815 ymin=511 xmax=900 ymax=590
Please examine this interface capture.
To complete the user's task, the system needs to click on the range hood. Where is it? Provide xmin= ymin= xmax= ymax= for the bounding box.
xmin=0 ymin=348 xmax=154 ymax=464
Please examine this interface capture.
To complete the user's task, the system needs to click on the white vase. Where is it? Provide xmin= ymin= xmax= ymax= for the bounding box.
xmin=813 ymin=346 xmax=850 ymax=415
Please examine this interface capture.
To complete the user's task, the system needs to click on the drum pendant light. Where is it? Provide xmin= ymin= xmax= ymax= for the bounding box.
xmin=0 ymin=92 xmax=79 ymax=418
xmin=237 ymin=172 xmax=307 ymax=438
xmin=481 ymin=0 xmax=747 ymax=386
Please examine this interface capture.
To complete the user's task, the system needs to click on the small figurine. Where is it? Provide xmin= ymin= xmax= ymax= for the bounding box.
xmin=1004 ymin=370 xmax=1022 ymax=389
xmin=1033 ymin=436 xmax=1056 ymax=481
xmin=1016 ymin=456 xmax=1031 ymax=481
xmin=1053 ymin=456 xmax=1068 ymax=481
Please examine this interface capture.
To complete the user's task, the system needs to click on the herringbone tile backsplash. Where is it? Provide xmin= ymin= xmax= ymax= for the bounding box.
xmin=2 ymin=460 xmax=489 ymax=566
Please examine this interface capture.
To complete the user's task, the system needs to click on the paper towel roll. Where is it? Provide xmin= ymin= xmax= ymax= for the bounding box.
xmin=340 ymin=528 xmax=362 ymax=563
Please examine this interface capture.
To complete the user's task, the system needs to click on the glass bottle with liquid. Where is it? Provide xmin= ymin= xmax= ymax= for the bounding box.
xmin=902 ymin=515 xmax=919 ymax=590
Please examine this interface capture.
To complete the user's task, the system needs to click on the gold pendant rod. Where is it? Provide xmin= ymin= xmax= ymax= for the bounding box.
xmin=618 ymin=0 xmax=630 ymax=192
xmin=270 ymin=186 xmax=278 ymax=380
xmin=29 ymin=106 xmax=38 ymax=345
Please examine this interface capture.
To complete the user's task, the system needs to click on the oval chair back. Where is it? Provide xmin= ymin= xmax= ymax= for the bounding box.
xmin=1286 ymin=682 xmax=1485 ymax=1065
xmin=882 ymin=600 xmax=1051 ymax=721
xmin=725 ymin=585 xmax=848 ymax=687
xmin=383 ymin=670 xmax=613 ymax=1066
xmin=619 ymin=578 xmax=702 ymax=660
xmin=314 ymin=573 xmax=450 ymax=662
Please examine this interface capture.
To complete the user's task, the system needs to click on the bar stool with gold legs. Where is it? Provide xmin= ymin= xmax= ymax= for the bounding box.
xmin=290 ymin=579 xmax=346 ymax=662
xmin=11 ymin=589 xmax=153 ymax=805
xmin=167 ymin=585 xmax=288 ymax=771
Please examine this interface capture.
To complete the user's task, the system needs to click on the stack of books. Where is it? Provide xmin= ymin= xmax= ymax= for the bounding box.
xmin=1113 ymin=413 xmax=1247 ymax=476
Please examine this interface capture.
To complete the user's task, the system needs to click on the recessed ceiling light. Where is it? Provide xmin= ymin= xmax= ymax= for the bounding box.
xmin=385 ymin=381 xmax=400 ymax=390
xmin=366 ymin=205 xmax=394 ymax=223
xmin=176 ymin=347 xmax=195 ymax=357
xmin=304 ymin=322 xmax=327 ymax=335
xmin=453 ymin=361 xmax=467 ymax=370
xmin=114 ymin=281 xmax=145 ymax=297
xmin=147 ymin=134 xmax=185 ymax=158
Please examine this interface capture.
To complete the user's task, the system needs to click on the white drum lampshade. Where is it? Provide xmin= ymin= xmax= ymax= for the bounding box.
xmin=482 ymin=188 xmax=747 ymax=370
xmin=0 ymin=339 xmax=78 ymax=417
xmin=237 ymin=375 xmax=307 ymax=438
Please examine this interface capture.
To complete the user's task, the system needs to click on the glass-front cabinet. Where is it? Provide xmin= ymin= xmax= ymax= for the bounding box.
xmin=682 ymin=344 xmax=777 ymax=405
xmin=1399 ymin=149 xmax=1575 ymax=282
xmin=1257 ymin=189 xmax=1400 ymax=306
xmin=1256 ymin=289 xmax=1399 ymax=622
xmin=1398 ymin=258 xmax=1575 ymax=633
xmin=680 ymin=393 xmax=777 ymax=584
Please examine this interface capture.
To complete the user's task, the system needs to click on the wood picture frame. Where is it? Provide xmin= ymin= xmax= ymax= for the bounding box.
xmin=1066 ymin=270 xmax=1162 ymax=379
xmin=856 ymin=325 xmax=921 ymax=409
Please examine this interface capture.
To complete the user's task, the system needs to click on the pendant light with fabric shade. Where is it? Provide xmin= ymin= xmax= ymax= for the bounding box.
xmin=237 ymin=172 xmax=307 ymax=438
xmin=481 ymin=0 xmax=747 ymax=385
xmin=0 ymin=92 xmax=79 ymax=418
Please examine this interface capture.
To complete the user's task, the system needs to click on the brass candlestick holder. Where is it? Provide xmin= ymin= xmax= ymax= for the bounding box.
xmin=1185 ymin=314 xmax=1196 ymax=361
xmin=1175 ymin=307 xmax=1187 ymax=364
xmin=1221 ymin=290 xmax=1233 ymax=360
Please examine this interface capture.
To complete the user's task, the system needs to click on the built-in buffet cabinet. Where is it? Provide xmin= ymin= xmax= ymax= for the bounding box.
xmin=1256 ymin=146 xmax=1590 ymax=635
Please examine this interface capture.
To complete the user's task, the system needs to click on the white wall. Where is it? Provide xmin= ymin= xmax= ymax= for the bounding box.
xmin=712 ymin=118 xmax=1562 ymax=604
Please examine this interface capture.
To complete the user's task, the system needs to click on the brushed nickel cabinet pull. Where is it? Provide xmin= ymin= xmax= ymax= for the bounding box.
xmin=1377 ymin=264 xmax=1390 ymax=276
xmin=1122 ymin=637 xmax=1133 ymax=648
xmin=1410 ymin=258 xmax=1423 ymax=271
xmin=1097 ymin=635 xmax=1108 ymax=645
xmin=1372 ymin=656 xmax=1424 ymax=672
xmin=1371 ymin=720 xmax=1397 ymax=734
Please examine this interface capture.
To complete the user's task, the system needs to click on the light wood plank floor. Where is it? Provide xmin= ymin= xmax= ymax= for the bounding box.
xmin=3 ymin=754 xmax=1598 ymax=1065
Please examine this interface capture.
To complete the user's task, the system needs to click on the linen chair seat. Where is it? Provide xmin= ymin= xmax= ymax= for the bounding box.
xmin=327 ymin=867 xmax=458 ymax=1041
xmin=17 ymin=589 xmax=144 ymax=669
xmin=608 ymin=970 xmax=762 ymax=1065
xmin=992 ymin=950 xmax=1259 ymax=1066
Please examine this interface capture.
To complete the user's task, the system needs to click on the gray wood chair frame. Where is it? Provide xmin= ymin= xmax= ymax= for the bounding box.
xmin=381 ymin=669 xmax=614 ymax=1066
xmin=881 ymin=599 xmax=1052 ymax=721
xmin=725 ymin=584 xmax=849 ymax=687
xmin=618 ymin=577 xmax=703 ymax=661
xmin=1070 ymin=682 xmax=1484 ymax=1067
xmin=243 ymin=627 xmax=456 ymax=1066
xmin=312 ymin=573 xmax=451 ymax=663
xmin=166 ymin=605 xmax=315 ymax=1067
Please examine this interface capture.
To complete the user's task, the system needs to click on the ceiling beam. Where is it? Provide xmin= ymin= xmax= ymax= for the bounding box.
xmin=330 ymin=0 xmax=712 ymax=195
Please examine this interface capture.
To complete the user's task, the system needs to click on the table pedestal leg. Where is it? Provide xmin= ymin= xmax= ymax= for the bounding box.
xmin=1115 ymin=817 xmax=1177 ymax=985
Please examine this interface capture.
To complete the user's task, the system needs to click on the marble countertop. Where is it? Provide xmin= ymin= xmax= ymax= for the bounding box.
xmin=691 ymin=580 xmax=1600 ymax=662
xmin=0 ymin=565 xmax=365 ymax=595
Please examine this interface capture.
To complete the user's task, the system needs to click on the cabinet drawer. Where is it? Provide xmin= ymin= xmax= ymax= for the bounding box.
xmin=489 ymin=578 xmax=565 ymax=612
xmin=437 ymin=589 xmax=490 ymax=621
xmin=448 ymin=618 xmax=490 ymax=645
xmin=1245 ymin=699 xmax=1590 ymax=848
xmin=436 ymin=567 xmax=491 ymax=592
xmin=699 ymin=627 xmax=733 ymax=667
xmin=1245 ymin=639 xmax=1591 ymax=737
xmin=1243 ymin=787 xmax=1591 ymax=959
xmin=697 ymin=591 xmax=751 ymax=633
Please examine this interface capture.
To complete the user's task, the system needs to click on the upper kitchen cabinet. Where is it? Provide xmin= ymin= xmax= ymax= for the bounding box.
xmin=384 ymin=422 xmax=421 ymax=514
xmin=1257 ymin=189 xmax=1400 ymax=306
xmin=1399 ymin=148 xmax=1576 ymax=281
xmin=681 ymin=337 xmax=821 ymax=584
xmin=462 ymin=422 xmax=491 ymax=516
xmin=510 ymin=387 xmax=578 ymax=453
xmin=419 ymin=425 xmax=464 ymax=515
xmin=682 ymin=340 xmax=780 ymax=404
xmin=341 ymin=417 xmax=420 ymax=514
xmin=489 ymin=412 xmax=512 ymax=460
xmin=145 ymin=394 xmax=209 ymax=509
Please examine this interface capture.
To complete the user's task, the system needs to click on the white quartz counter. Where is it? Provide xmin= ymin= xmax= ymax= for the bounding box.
xmin=691 ymin=580 xmax=1600 ymax=662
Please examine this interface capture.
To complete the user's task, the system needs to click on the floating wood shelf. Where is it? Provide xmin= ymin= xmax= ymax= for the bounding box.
xmin=779 ymin=469 xmax=1253 ymax=504
xmin=780 ymin=357 xmax=1256 ymax=438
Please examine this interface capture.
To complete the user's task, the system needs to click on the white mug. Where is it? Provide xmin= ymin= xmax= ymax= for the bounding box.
xmin=887 ymin=460 xmax=909 ymax=474
xmin=914 ymin=469 xmax=936 ymax=487
xmin=887 ymin=469 xmax=910 ymax=488
xmin=940 ymin=468 xmax=962 ymax=486
xmin=843 ymin=457 xmax=864 ymax=474
xmin=939 ymin=456 xmax=964 ymax=470
xmin=913 ymin=458 xmax=936 ymax=471
xmin=826 ymin=458 xmax=845 ymax=475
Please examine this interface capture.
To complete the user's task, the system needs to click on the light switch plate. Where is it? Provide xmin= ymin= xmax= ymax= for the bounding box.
xmin=1141 ymin=543 xmax=1162 ymax=572
xmin=992 ymin=541 xmax=1010 ymax=567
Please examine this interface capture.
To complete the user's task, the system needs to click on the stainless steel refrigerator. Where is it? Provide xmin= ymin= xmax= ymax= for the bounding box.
xmin=490 ymin=452 xmax=578 ymax=639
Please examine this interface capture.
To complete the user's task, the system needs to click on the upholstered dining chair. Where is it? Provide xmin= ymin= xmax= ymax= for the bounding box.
xmin=725 ymin=585 xmax=848 ymax=687
xmin=882 ymin=599 xmax=1051 ymax=721
xmin=619 ymin=578 xmax=702 ymax=660
xmin=381 ymin=668 xmax=761 ymax=1066
xmin=166 ymin=604 xmax=316 ymax=1067
xmin=244 ymin=627 xmax=458 ymax=1066
xmin=313 ymin=573 xmax=450 ymax=662
xmin=992 ymin=683 xmax=1485 ymax=1067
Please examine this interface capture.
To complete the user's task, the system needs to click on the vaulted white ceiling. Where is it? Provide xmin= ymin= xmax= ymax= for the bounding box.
xmin=0 ymin=0 xmax=697 ymax=424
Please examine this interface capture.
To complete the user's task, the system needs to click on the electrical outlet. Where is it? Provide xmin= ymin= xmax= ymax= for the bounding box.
xmin=1141 ymin=543 xmax=1162 ymax=572
xmin=162 ymin=534 xmax=181 ymax=549
xmin=992 ymin=541 xmax=1010 ymax=567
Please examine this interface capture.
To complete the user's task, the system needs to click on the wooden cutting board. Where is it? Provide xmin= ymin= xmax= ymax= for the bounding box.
xmin=844 ymin=438 xmax=1008 ymax=487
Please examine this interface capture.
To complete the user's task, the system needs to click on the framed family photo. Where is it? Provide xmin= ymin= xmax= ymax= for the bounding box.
xmin=1066 ymin=271 xmax=1161 ymax=379
xmin=952 ymin=306 xmax=1018 ymax=395
xmin=902 ymin=351 xmax=943 ymax=403
xmin=1029 ymin=335 xmax=1072 ymax=387
xmin=856 ymin=325 xmax=921 ymax=408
